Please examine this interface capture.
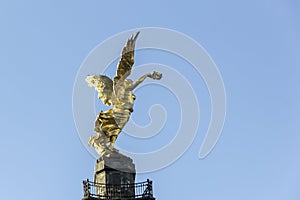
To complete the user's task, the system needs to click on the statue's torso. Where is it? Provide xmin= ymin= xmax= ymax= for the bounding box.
xmin=114 ymin=79 xmax=135 ymax=110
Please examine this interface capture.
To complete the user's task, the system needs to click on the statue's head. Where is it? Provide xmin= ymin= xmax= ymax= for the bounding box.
xmin=85 ymin=74 xmax=113 ymax=105
xmin=85 ymin=74 xmax=99 ymax=85
xmin=86 ymin=74 xmax=112 ymax=85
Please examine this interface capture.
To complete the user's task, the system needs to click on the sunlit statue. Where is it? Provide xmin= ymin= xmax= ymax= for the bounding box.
xmin=86 ymin=32 xmax=162 ymax=155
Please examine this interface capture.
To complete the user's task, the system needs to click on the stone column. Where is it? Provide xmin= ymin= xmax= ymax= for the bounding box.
xmin=94 ymin=151 xmax=136 ymax=198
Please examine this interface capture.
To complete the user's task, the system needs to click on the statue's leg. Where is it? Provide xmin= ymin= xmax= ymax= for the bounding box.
xmin=88 ymin=135 xmax=95 ymax=146
xmin=96 ymin=109 xmax=120 ymax=148
xmin=108 ymin=128 xmax=121 ymax=149
xmin=110 ymin=136 xmax=117 ymax=147
xmin=94 ymin=113 xmax=102 ymax=133
xmin=88 ymin=114 xmax=101 ymax=146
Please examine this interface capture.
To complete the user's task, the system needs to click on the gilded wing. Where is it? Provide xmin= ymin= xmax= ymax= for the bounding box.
xmin=86 ymin=75 xmax=113 ymax=106
xmin=114 ymin=31 xmax=140 ymax=84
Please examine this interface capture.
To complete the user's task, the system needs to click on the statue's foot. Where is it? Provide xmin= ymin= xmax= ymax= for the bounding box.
xmin=108 ymin=144 xmax=119 ymax=152
xmin=113 ymin=148 xmax=119 ymax=153
xmin=108 ymin=144 xmax=114 ymax=150
xmin=88 ymin=136 xmax=95 ymax=146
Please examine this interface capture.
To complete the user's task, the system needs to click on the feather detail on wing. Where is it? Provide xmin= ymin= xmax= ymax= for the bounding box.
xmin=86 ymin=75 xmax=113 ymax=106
xmin=114 ymin=31 xmax=140 ymax=84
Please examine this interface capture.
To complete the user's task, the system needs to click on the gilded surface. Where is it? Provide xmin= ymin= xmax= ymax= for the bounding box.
xmin=86 ymin=32 xmax=162 ymax=155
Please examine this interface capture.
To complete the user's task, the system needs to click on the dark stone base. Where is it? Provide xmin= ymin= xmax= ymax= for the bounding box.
xmin=82 ymin=151 xmax=155 ymax=200
xmin=94 ymin=151 xmax=136 ymax=185
xmin=92 ymin=151 xmax=136 ymax=198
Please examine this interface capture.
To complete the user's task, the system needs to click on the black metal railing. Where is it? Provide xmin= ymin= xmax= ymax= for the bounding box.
xmin=83 ymin=179 xmax=153 ymax=199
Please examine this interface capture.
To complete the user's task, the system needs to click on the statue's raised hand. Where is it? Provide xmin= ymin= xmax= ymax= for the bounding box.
xmin=148 ymin=71 xmax=162 ymax=80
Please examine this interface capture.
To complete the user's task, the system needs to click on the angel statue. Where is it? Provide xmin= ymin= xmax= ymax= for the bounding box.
xmin=85 ymin=32 xmax=162 ymax=155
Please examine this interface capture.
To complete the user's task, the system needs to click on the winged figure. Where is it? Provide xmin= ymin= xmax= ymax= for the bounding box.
xmin=86 ymin=32 xmax=162 ymax=155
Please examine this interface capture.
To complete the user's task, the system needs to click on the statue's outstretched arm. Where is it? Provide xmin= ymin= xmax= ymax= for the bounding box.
xmin=130 ymin=71 xmax=162 ymax=90
xmin=130 ymin=74 xmax=149 ymax=90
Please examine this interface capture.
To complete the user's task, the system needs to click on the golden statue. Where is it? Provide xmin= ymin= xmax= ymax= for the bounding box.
xmin=86 ymin=32 xmax=162 ymax=155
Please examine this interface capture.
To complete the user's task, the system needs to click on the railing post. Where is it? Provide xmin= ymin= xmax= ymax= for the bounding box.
xmin=147 ymin=179 xmax=153 ymax=197
xmin=83 ymin=179 xmax=90 ymax=198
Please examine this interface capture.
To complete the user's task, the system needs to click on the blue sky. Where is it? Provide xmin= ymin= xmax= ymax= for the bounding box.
xmin=0 ymin=0 xmax=299 ymax=200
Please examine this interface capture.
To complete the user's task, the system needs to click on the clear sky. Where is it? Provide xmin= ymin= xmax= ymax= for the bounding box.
xmin=0 ymin=0 xmax=299 ymax=200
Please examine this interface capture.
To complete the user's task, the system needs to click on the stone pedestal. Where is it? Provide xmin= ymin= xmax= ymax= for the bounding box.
xmin=94 ymin=151 xmax=136 ymax=198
